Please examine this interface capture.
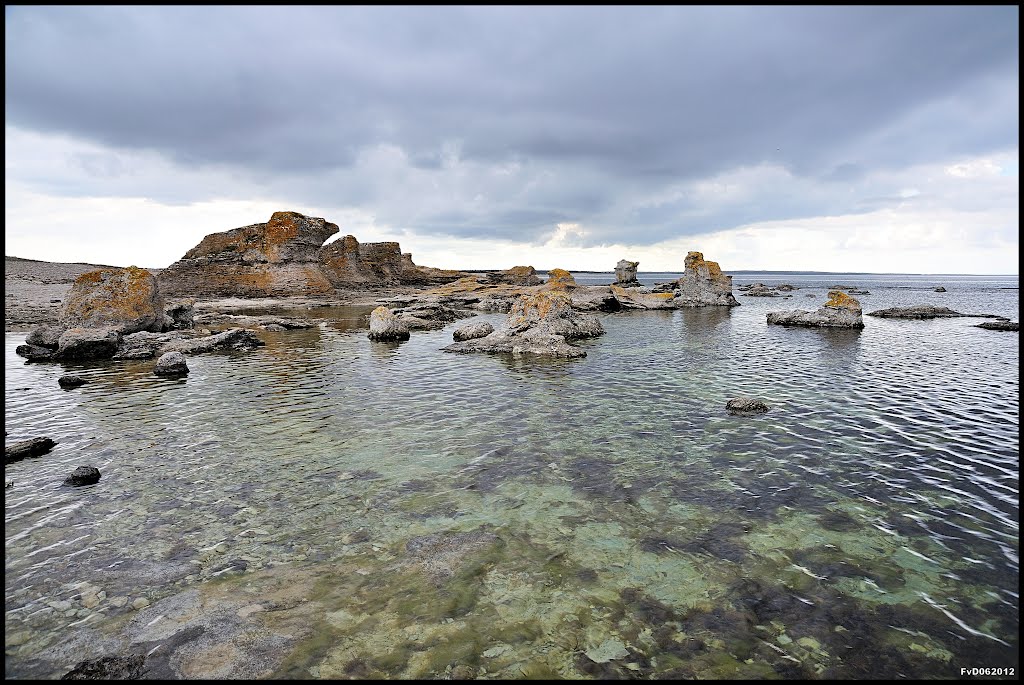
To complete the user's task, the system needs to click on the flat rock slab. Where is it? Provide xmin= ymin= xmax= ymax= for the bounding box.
xmin=976 ymin=320 xmax=1018 ymax=331
xmin=6 ymin=437 xmax=58 ymax=463
xmin=866 ymin=305 xmax=997 ymax=319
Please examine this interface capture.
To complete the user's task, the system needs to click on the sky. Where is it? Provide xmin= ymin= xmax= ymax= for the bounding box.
xmin=4 ymin=6 xmax=1019 ymax=274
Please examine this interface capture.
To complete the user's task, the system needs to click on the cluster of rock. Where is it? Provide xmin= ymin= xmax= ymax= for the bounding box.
xmin=737 ymin=283 xmax=798 ymax=297
xmin=767 ymin=290 xmax=864 ymax=328
xmin=158 ymin=211 xmax=465 ymax=298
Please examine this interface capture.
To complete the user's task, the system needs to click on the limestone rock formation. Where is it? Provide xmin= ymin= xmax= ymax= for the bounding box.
xmin=443 ymin=290 xmax=602 ymax=358
xmin=56 ymin=327 xmax=123 ymax=360
xmin=610 ymin=285 xmax=676 ymax=310
xmin=975 ymin=320 xmax=1018 ymax=331
xmin=866 ymin=305 xmax=989 ymax=319
xmin=452 ymin=322 xmax=494 ymax=341
xmin=154 ymin=351 xmax=189 ymax=377
xmin=61 ymin=266 xmax=165 ymax=334
xmin=543 ymin=268 xmax=578 ymax=291
xmin=767 ymin=290 xmax=864 ymax=328
xmin=368 ymin=306 xmax=410 ymax=341
xmin=488 ymin=266 xmax=542 ymax=286
xmin=675 ymin=252 xmax=740 ymax=307
xmin=319 ymin=235 xmax=463 ymax=288
xmin=614 ymin=260 xmax=640 ymax=286
xmin=160 ymin=211 xmax=339 ymax=298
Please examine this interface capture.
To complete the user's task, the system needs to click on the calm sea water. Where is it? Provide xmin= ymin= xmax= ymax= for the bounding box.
xmin=5 ymin=272 xmax=1019 ymax=679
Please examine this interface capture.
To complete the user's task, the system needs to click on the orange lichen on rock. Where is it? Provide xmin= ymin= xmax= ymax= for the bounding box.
xmin=825 ymin=290 xmax=860 ymax=309
xmin=544 ymin=268 xmax=577 ymax=290
xmin=62 ymin=266 xmax=164 ymax=333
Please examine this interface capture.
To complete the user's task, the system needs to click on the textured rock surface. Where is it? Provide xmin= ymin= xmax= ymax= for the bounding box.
xmin=61 ymin=266 xmax=165 ymax=334
xmin=614 ymin=259 xmax=640 ymax=286
xmin=319 ymin=235 xmax=463 ymax=288
xmin=165 ymin=328 xmax=265 ymax=355
xmin=26 ymin=324 xmax=63 ymax=349
xmin=164 ymin=299 xmax=196 ymax=329
xmin=452 ymin=322 xmax=495 ymax=341
xmin=487 ymin=266 xmax=542 ymax=286
xmin=61 ymin=654 xmax=146 ymax=680
xmin=976 ymin=320 xmax=1018 ymax=331
xmin=15 ymin=343 xmax=56 ymax=361
xmin=767 ymin=290 xmax=864 ymax=328
xmin=610 ymin=285 xmax=677 ymax=310
xmin=154 ymin=351 xmax=189 ymax=377
xmin=543 ymin=268 xmax=578 ymax=290
xmin=58 ymin=375 xmax=87 ymax=389
xmin=5 ymin=437 xmax=58 ymax=464
xmin=63 ymin=466 xmax=101 ymax=487
xmin=675 ymin=252 xmax=740 ymax=307
xmin=726 ymin=397 xmax=771 ymax=413
xmin=443 ymin=290 xmax=602 ymax=357
xmin=368 ymin=306 xmax=410 ymax=341
xmin=56 ymin=327 xmax=122 ymax=360
xmin=866 ymin=305 xmax=981 ymax=319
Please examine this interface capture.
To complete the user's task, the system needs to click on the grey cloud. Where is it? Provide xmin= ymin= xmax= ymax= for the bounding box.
xmin=4 ymin=5 xmax=1018 ymax=245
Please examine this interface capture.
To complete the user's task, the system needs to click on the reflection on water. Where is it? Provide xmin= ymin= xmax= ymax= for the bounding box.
xmin=4 ymin=276 xmax=1019 ymax=679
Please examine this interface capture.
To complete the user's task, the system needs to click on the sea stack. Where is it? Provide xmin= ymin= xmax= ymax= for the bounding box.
xmin=614 ymin=260 xmax=640 ymax=287
xmin=767 ymin=290 xmax=864 ymax=328
xmin=675 ymin=252 xmax=740 ymax=307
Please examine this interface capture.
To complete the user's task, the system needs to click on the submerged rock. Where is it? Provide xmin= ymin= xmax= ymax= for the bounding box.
xmin=58 ymin=375 xmax=87 ymax=389
xmin=614 ymin=259 xmax=640 ymax=286
xmin=726 ymin=397 xmax=770 ymax=413
xmin=675 ymin=252 xmax=740 ymax=307
xmin=443 ymin=290 xmax=602 ymax=358
xmin=154 ymin=351 xmax=189 ymax=377
xmin=61 ymin=654 xmax=146 ymax=680
xmin=934 ymin=286 xmax=947 ymax=292
xmin=56 ymin=327 xmax=122 ymax=360
xmin=64 ymin=466 xmax=101 ymax=486
xmin=976 ymin=320 xmax=1018 ymax=331
xmin=767 ymin=290 xmax=864 ymax=328
xmin=866 ymin=305 xmax=988 ymax=319
xmin=5 ymin=437 xmax=58 ymax=463
xmin=368 ymin=306 xmax=410 ymax=341
xmin=61 ymin=266 xmax=165 ymax=335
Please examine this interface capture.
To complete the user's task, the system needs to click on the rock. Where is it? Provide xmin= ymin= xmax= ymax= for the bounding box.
xmin=610 ymin=284 xmax=676 ymax=310
xmin=5 ymin=437 xmax=58 ymax=464
xmin=443 ymin=290 xmax=602 ymax=358
xmin=154 ymin=351 xmax=189 ymax=377
xmin=368 ymin=306 xmax=410 ymax=341
xmin=453 ymin=322 xmax=495 ymax=341
xmin=486 ymin=266 xmax=542 ymax=286
xmin=543 ymin=268 xmax=578 ymax=290
xmin=113 ymin=331 xmax=174 ymax=360
xmin=5 ymin=479 xmax=11 ymax=488
xmin=394 ymin=301 xmax=475 ymax=331
xmin=58 ymin=375 xmax=87 ymax=389
xmin=675 ymin=252 xmax=740 ymax=307
xmin=976 ymin=320 xmax=1018 ymax=331
xmin=164 ymin=299 xmax=196 ymax=330
xmin=585 ymin=639 xmax=630 ymax=664
xmin=570 ymin=287 xmax=623 ymax=312
xmin=61 ymin=654 xmax=146 ymax=680
xmin=131 ymin=597 xmax=150 ymax=610
xmin=742 ymin=283 xmax=783 ymax=297
xmin=15 ymin=343 xmax=56 ymax=361
xmin=64 ymin=466 xmax=101 ymax=486
xmin=165 ymin=328 xmax=265 ymax=354
xmin=726 ymin=397 xmax=770 ymax=413
xmin=56 ymin=327 xmax=122 ymax=360
xmin=933 ymin=286 xmax=946 ymax=292
xmin=614 ymin=259 xmax=640 ymax=286
xmin=866 ymin=305 xmax=982 ymax=319
xmin=767 ymin=290 xmax=864 ymax=328
xmin=61 ymin=266 xmax=165 ymax=335
xmin=319 ymin=234 xmax=464 ymax=288
xmin=26 ymin=324 xmax=63 ymax=349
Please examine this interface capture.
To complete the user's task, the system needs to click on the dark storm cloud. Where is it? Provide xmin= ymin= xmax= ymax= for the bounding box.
xmin=4 ymin=5 xmax=1018 ymax=244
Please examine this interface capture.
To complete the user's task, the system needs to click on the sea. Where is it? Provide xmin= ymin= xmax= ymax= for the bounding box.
xmin=4 ymin=271 xmax=1019 ymax=679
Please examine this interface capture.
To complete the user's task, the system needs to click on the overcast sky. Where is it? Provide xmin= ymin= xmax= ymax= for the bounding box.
xmin=5 ymin=6 xmax=1019 ymax=273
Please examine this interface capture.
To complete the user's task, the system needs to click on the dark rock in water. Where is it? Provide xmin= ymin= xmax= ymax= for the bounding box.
xmin=113 ymin=331 xmax=174 ymax=360
xmin=453 ymin=322 xmax=494 ymax=341
xmin=867 ymin=305 xmax=1002 ymax=320
xmin=933 ymin=286 xmax=946 ymax=292
xmin=154 ymin=351 xmax=189 ymax=377
xmin=675 ymin=251 xmax=740 ymax=307
xmin=726 ymin=397 xmax=770 ymax=413
xmin=165 ymin=328 xmax=264 ymax=354
xmin=58 ymin=375 xmax=87 ymax=389
xmin=61 ymin=653 xmax=145 ymax=679
xmin=767 ymin=290 xmax=864 ymax=328
xmin=976 ymin=320 xmax=1018 ymax=331
xmin=64 ymin=466 xmax=101 ymax=486
xmin=56 ymin=327 xmax=122 ymax=360
xmin=368 ymin=306 xmax=410 ymax=341
xmin=26 ymin=324 xmax=63 ymax=349
xmin=5 ymin=437 xmax=58 ymax=463
xmin=61 ymin=266 xmax=165 ymax=335
xmin=15 ymin=343 xmax=56 ymax=361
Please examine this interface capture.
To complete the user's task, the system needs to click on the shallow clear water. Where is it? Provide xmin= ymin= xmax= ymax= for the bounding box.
xmin=4 ymin=273 xmax=1019 ymax=679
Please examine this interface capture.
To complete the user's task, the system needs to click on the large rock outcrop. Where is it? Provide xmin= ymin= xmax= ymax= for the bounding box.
xmin=675 ymin=252 xmax=740 ymax=307
xmin=443 ymin=290 xmax=603 ymax=358
xmin=61 ymin=266 xmax=165 ymax=334
xmin=159 ymin=212 xmax=338 ymax=298
xmin=614 ymin=260 xmax=640 ymax=286
xmin=318 ymin=236 xmax=463 ymax=288
xmin=767 ymin=290 xmax=864 ymax=328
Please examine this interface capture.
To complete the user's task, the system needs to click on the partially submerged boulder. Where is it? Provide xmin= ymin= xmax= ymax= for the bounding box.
xmin=866 ymin=305 xmax=990 ymax=319
xmin=675 ymin=252 xmax=740 ymax=307
xmin=443 ymin=290 xmax=602 ymax=358
xmin=452 ymin=322 xmax=494 ymax=341
xmin=58 ymin=375 xmax=87 ymax=389
xmin=976 ymin=320 xmax=1018 ymax=331
xmin=64 ymin=466 xmax=101 ymax=487
xmin=56 ymin=327 xmax=122 ymax=360
xmin=154 ymin=351 xmax=189 ymax=377
xmin=368 ymin=306 xmax=410 ymax=341
xmin=5 ymin=437 xmax=57 ymax=464
xmin=726 ymin=397 xmax=770 ymax=414
xmin=61 ymin=266 xmax=165 ymax=334
xmin=767 ymin=290 xmax=864 ymax=328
